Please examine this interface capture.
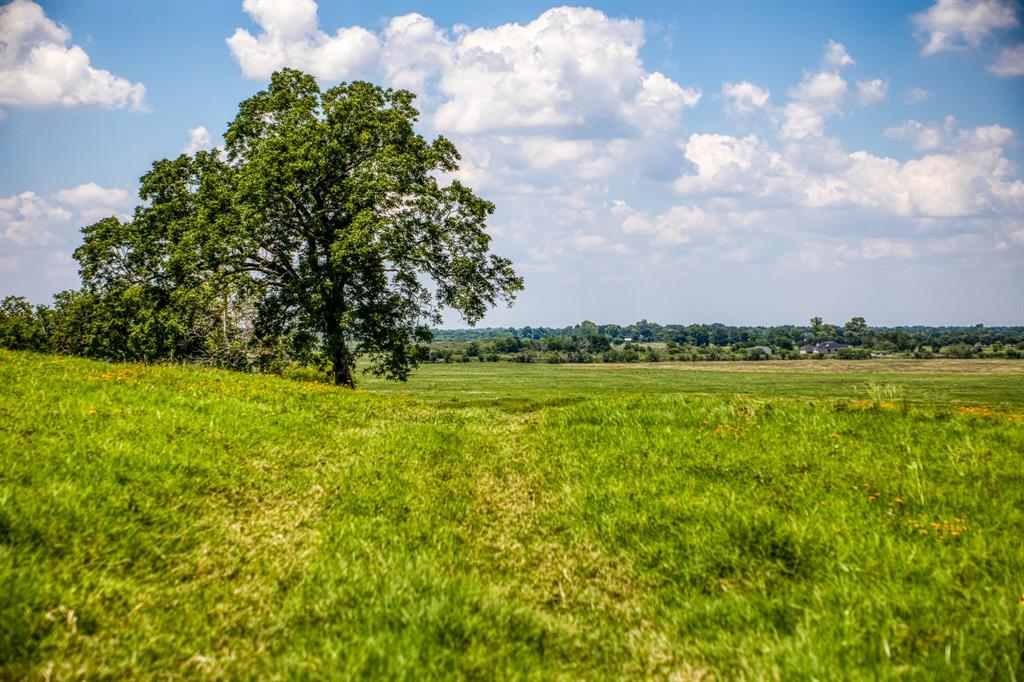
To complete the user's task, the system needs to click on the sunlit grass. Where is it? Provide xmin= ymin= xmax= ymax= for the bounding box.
xmin=1 ymin=351 xmax=1022 ymax=678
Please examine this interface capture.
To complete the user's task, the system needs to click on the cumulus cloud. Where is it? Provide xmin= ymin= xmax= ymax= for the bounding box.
xmin=824 ymin=39 xmax=856 ymax=67
xmin=807 ymin=146 xmax=1023 ymax=218
xmin=674 ymin=133 xmax=797 ymax=198
xmin=884 ymin=117 xmax=956 ymax=151
xmin=0 ymin=0 xmax=147 ymax=110
xmin=674 ymin=119 xmax=1022 ymax=220
xmin=721 ymin=81 xmax=770 ymax=114
xmin=51 ymin=183 xmax=134 ymax=222
xmin=227 ymin=4 xmax=701 ymax=137
xmin=1 ymin=183 xmax=134 ymax=250
xmin=884 ymin=116 xmax=1014 ymax=153
xmin=774 ymin=40 xmax=861 ymax=141
xmin=1 ymin=182 xmax=138 ymax=299
xmin=620 ymin=203 xmax=713 ymax=245
xmin=379 ymin=14 xmax=452 ymax=91
xmin=790 ymin=70 xmax=849 ymax=102
xmin=226 ymin=0 xmax=380 ymax=80
xmin=855 ymin=78 xmax=888 ymax=105
xmin=614 ymin=200 xmax=770 ymax=263
xmin=776 ymin=44 xmax=886 ymax=141
xmin=781 ymin=70 xmax=848 ymax=140
xmin=433 ymin=8 xmax=700 ymax=135
xmin=989 ymin=43 xmax=1024 ymax=75
xmin=0 ymin=191 xmax=69 ymax=246
xmin=912 ymin=0 xmax=1019 ymax=55
xmin=182 ymin=126 xmax=213 ymax=154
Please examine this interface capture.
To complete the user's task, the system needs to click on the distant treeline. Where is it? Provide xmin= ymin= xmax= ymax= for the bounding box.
xmin=411 ymin=317 xmax=1024 ymax=364
xmin=3 ymin=294 xmax=1022 ymax=370
xmin=432 ymin=319 xmax=1024 ymax=350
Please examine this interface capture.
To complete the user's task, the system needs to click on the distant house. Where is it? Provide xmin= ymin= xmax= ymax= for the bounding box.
xmin=799 ymin=341 xmax=849 ymax=354
xmin=745 ymin=346 xmax=773 ymax=356
xmin=623 ymin=337 xmax=633 ymax=343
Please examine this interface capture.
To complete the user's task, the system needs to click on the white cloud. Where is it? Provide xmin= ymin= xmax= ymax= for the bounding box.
xmin=621 ymin=203 xmax=712 ymax=245
xmin=813 ymin=148 xmax=1023 ymax=218
xmin=1 ymin=183 xmax=137 ymax=300
xmin=989 ymin=43 xmax=1024 ymax=75
xmin=674 ymin=133 xmax=797 ymax=197
xmin=855 ymin=78 xmax=888 ymax=105
xmin=904 ymin=86 xmax=931 ymax=103
xmin=570 ymin=231 xmax=630 ymax=255
xmin=958 ymin=123 xmax=1016 ymax=149
xmin=884 ymin=117 xmax=956 ymax=151
xmin=0 ymin=0 xmax=147 ymax=110
xmin=182 ymin=126 xmax=213 ymax=154
xmin=625 ymin=71 xmax=702 ymax=130
xmin=227 ymin=4 xmax=700 ymax=138
xmin=780 ymin=101 xmax=828 ymax=141
xmin=790 ymin=70 xmax=848 ymax=102
xmin=912 ymin=0 xmax=1020 ymax=55
xmin=0 ymin=191 xmax=68 ymax=246
xmin=51 ymin=183 xmax=133 ymax=223
xmin=226 ymin=0 xmax=381 ymax=80
xmin=824 ymin=39 xmax=856 ymax=67
xmin=433 ymin=8 xmax=699 ymax=135
xmin=721 ymin=81 xmax=770 ymax=113
xmin=674 ymin=119 xmax=1022 ymax=220
xmin=884 ymin=116 xmax=1014 ymax=153
xmin=780 ymin=59 xmax=848 ymax=140
xmin=378 ymin=14 xmax=455 ymax=92
xmin=1 ymin=183 xmax=133 ymax=246
xmin=615 ymin=200 xmax=772 ymax=264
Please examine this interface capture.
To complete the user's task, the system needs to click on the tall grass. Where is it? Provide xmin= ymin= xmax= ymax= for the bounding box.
xmin=1 ymin=351 xmax=1022 ymax=678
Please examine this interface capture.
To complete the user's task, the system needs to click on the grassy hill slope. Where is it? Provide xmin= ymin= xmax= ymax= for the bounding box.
xmin=1 ymin=351 xmax=1022 ymax=679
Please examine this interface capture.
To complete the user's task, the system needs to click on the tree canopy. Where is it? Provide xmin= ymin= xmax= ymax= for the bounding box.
xmin=74 ymin=69 xmax=522 ymax=386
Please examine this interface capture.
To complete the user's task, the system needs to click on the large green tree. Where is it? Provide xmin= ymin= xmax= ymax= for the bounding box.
xmin=76 ymin=69 xmax=522 ymax=386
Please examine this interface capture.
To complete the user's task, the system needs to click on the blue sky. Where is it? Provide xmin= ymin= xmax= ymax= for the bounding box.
xmin=1 ymin=0 xmax=1022 ymax=326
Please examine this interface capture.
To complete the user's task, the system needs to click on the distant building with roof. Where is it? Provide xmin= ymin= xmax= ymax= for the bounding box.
xmin=800 ymin=341 xmax=850 ymax=354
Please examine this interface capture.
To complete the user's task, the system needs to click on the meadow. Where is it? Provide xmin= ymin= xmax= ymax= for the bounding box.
xmin=1 ymin=350 xmax=1022 ymax=679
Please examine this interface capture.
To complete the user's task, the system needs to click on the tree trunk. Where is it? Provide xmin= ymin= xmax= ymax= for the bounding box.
xmin=326 ymin=274 xmax=352 ymax=387
xmin=332 ymin=340 xmax=353 ymax=388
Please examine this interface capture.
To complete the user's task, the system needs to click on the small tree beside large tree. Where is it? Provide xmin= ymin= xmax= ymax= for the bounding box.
xmin=75 ymin=69 xmax=522 ymax=386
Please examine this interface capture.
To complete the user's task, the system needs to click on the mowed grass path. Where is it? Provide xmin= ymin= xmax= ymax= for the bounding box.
xmin=1 ymin=351 xmax=1022 ymax=679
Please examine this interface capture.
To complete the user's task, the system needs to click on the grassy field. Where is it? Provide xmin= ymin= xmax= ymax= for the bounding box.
xmin=1 ymin=351 xmax=1022 ymax=679
xmin=358 ymin=358 xmax=1024 ymax=409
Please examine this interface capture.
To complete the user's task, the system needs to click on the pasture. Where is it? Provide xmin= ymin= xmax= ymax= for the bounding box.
xmin=1 ymin=351 xmax=1022 ymax=679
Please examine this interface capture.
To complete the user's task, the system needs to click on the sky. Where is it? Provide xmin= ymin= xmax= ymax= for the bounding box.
xmin=1 ymin=0 xmax=1022 ymax=327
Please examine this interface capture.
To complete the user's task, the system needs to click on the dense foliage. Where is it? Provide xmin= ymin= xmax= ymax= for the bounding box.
xmin=0 ymin=70 xmax=521 ymax=386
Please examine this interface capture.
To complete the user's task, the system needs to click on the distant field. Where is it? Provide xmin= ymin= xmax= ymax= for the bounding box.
xmin=2 ymin=351 xmax=1022 ymax=679
xmin=360 ymin=358 xmax=1024 ymax=409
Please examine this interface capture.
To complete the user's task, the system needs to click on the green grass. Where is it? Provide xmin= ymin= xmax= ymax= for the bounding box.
xmin=1 ymin=351 xmax=1022 ymax=679
xmin=356 ymin=358 xmax=1024 ymax=409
